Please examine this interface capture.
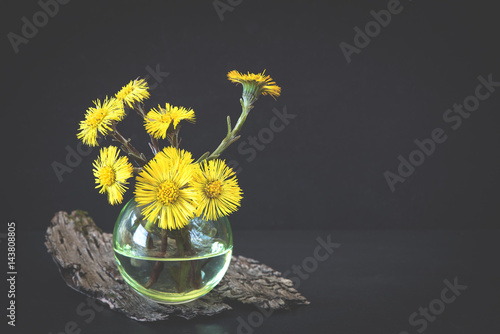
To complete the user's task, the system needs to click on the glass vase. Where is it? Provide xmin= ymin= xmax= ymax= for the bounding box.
xmin=113 ymin=198 xmax=233 ymax=304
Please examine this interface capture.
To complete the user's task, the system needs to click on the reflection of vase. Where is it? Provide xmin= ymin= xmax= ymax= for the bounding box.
xmin=113 ymin=198 xmax=233 ymax=304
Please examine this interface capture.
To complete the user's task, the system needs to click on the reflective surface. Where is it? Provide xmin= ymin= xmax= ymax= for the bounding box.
xmin=113 ymin=198 xmax=233 ymax=304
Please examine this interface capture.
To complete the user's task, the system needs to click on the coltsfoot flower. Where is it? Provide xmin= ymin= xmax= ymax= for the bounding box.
xmin=115 ymin=78 xmax=150 ymax=108
xmin=135 ymin=151 xmax=198 ymax=230
xmin=144 ymin=103 xmax=195 ymax=139
xmin=227 ymin=70 xmax=281 ymax=103
xmin=194 ymin=159 xmax=243 ymax=221
xmin=93 ymin=146 xmax=133 ymax=205
xmin=77 ymin=97 xmax=125 ymax=146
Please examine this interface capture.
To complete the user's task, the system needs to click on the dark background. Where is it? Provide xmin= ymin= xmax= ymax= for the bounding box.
xmin=2 ymin=0 xmax=500 ymax=333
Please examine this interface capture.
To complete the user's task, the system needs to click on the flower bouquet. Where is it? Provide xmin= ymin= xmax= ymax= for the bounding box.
xmin=76 ymin=70 xmax=280 ymax=304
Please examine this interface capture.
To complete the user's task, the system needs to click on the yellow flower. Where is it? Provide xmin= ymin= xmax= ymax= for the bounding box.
xmin=135 ymin=151 xmax=198 ymax=230
xmin=227 ymin=70 xmax=281 ymax=101
xmin=144 ymin=103 xmax=196 ymax=139
xmin=115 ymin=78 xmax=150 ymax=108
xmin=77 ymin=97 xmax=125 ymax=147
xmin=156 ymin=146 xmax=194 ymax=167
xmin=93 ymin=146 xmax=133 ymax=205
xmin=194 ymin=159 xmax=243 ymax=221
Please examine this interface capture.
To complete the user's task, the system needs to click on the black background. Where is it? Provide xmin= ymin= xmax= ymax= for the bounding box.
xmin=2 ymin=0 xmax=500 ymax=333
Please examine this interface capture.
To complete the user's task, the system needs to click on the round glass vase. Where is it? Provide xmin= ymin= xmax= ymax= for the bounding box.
xmin=113 ymin=198 xmax=233 ymax=304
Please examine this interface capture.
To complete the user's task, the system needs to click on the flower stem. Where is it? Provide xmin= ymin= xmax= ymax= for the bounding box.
xmin=133 ymin=103 xmax=160 ymax=155
xmin=169 ymin=227 xmax=197 ymax=292
xmin=166 ymin=126 xmax=180 ymax=149
xmin=144 ymin=229 xmax=168 ymax=289
xmin=203 ymin=99 xmax=253 ymax=161
xmin=111 ymin=123 xmax=148 ymax=166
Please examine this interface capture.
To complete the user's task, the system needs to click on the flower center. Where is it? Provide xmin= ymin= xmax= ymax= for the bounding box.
xmin=157 ymin=181 xmax=180 ymax=205
xmin=87 ymin=110 xmax=106 ymax=127
xmin=205 ymin=180 xmax=223 ymax=199
xmin=99 ymin=166 xmax=116 ymax=186
xmin=159 ymin=113 xmax=171 ymax=123
xmin=117 ymin=86 xmax=133 ymax=99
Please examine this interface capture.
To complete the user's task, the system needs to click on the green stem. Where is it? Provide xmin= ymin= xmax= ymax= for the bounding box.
xmin=203 ymin=99 xmax=253 ymax=162
xmin=144 ymin=229 xmax=168 ymax=289
xmin=172 ymin=228 xmax=195 ymax=292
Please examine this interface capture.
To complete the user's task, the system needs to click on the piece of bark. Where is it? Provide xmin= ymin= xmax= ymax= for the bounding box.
xmin=45 ymin=210 xmax=310 ymax=321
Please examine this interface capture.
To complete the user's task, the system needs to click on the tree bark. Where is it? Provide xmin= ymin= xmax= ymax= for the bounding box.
xmin=45 ymin=210 xmax=310 ymax=322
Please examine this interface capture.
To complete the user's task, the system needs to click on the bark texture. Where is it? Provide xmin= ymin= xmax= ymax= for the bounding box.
xmin=45 ymin=210 xmax=310 ymax=321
